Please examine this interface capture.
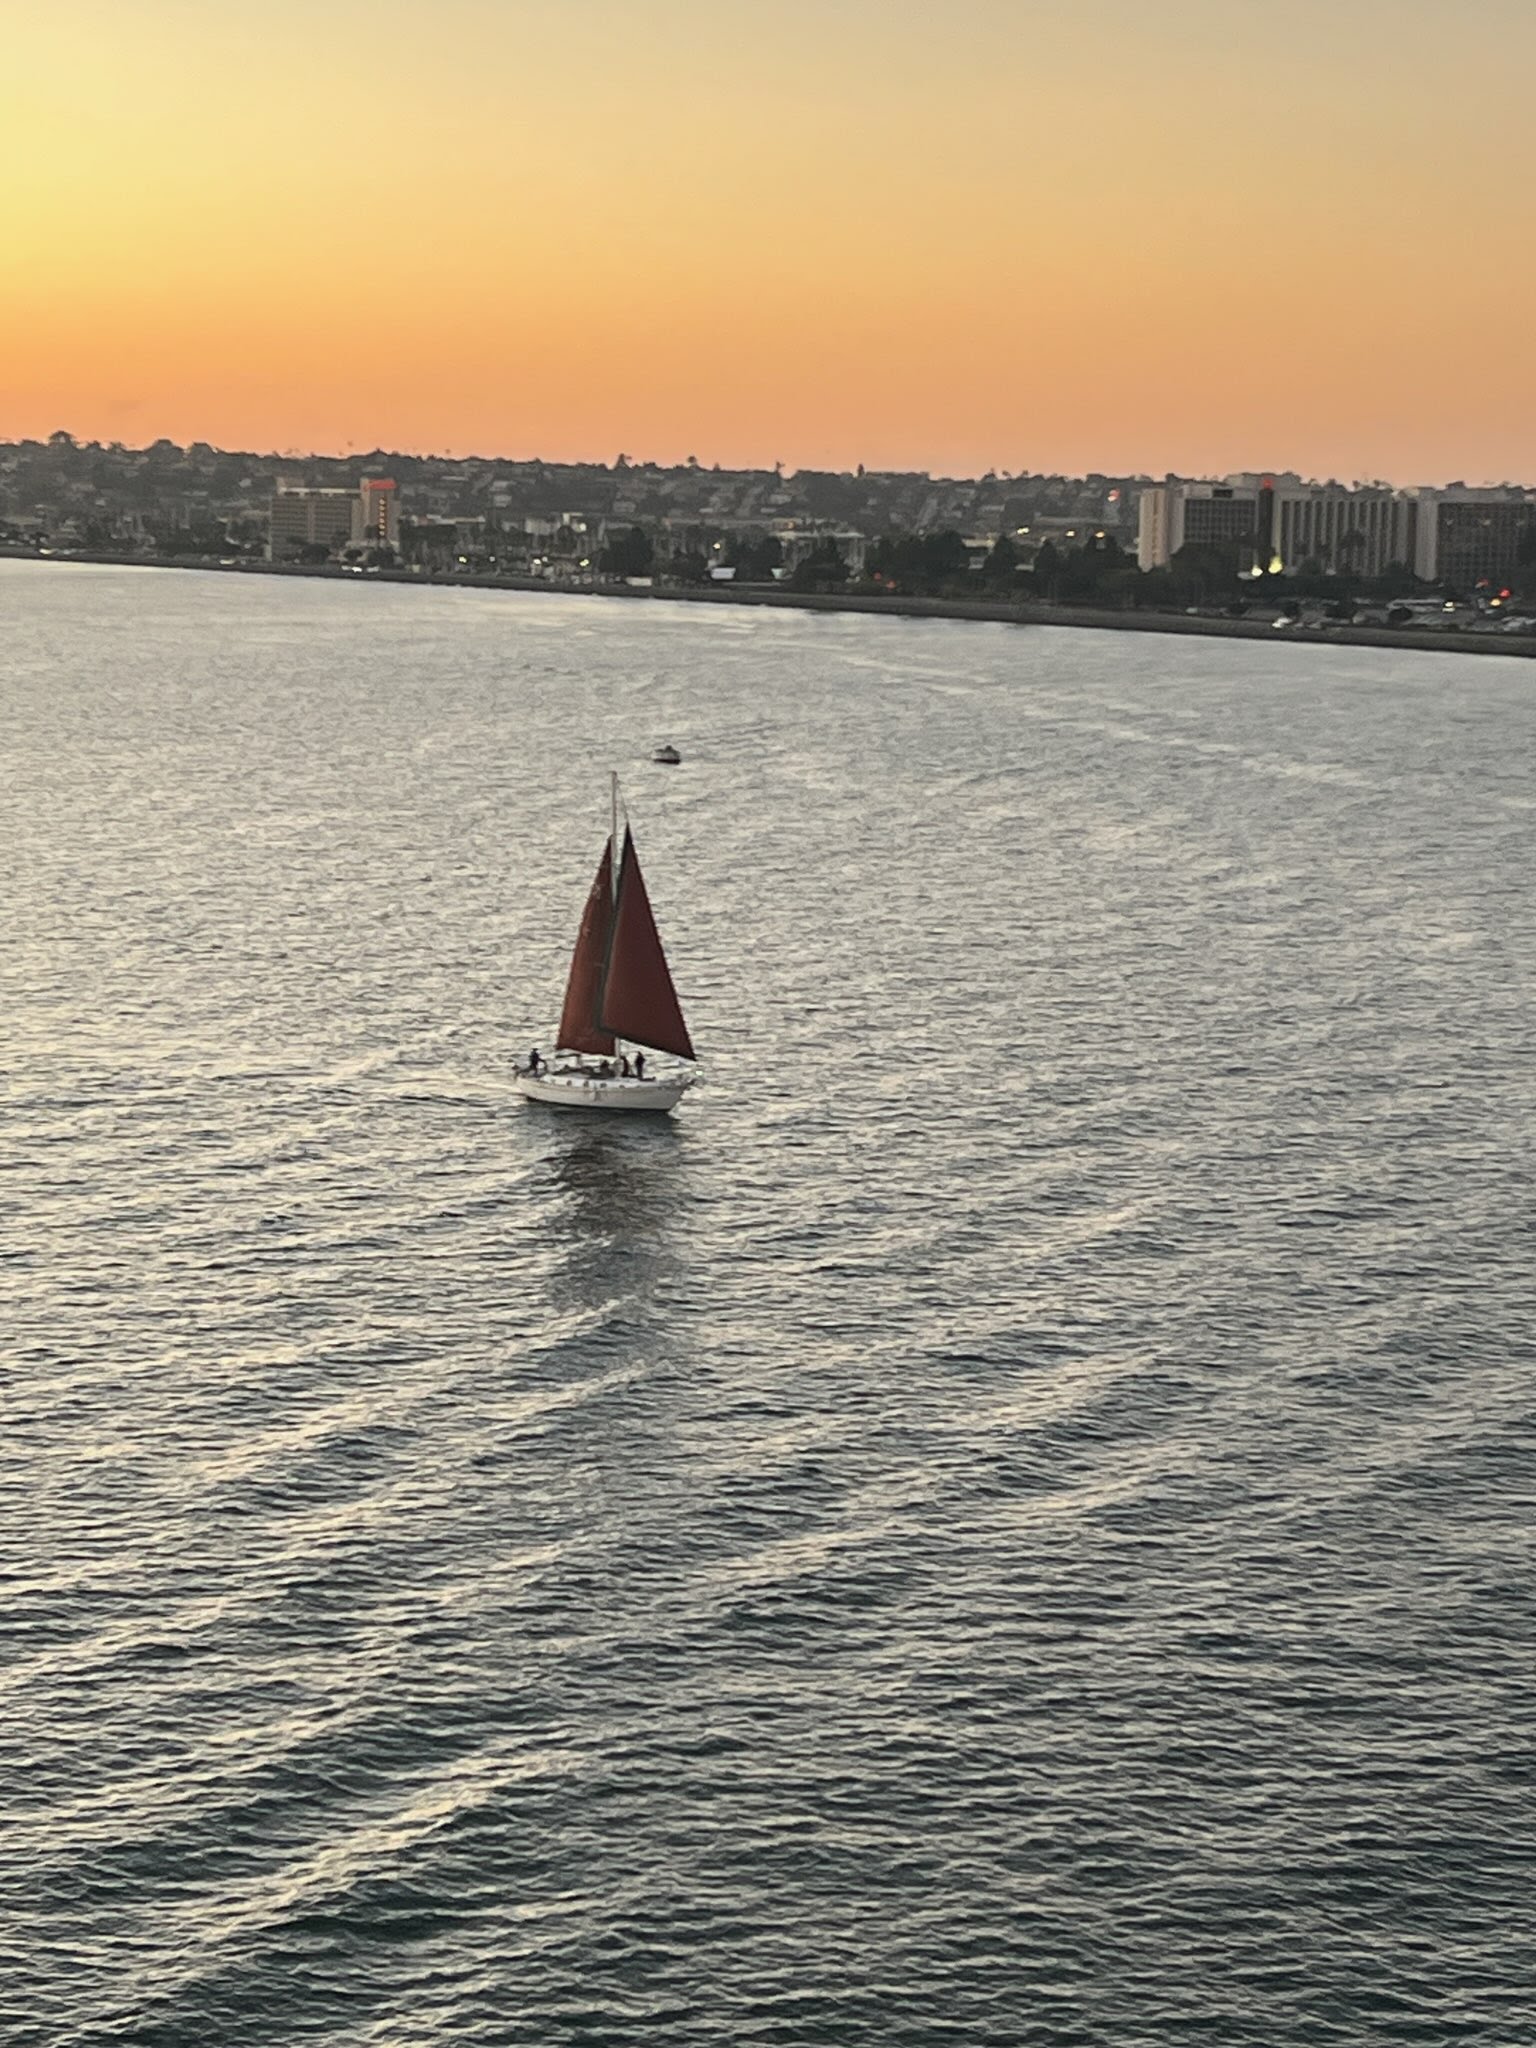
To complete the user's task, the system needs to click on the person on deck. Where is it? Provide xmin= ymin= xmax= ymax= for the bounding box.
xmin=527 ymin=1047 xmax=543 ymax=1074
xmin=634 ymin=1052 xmax=646 ymax=1080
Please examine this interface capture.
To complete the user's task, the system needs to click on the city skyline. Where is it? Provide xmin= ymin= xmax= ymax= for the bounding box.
xmin=6 ymin=0 xmax=1535 ymax=480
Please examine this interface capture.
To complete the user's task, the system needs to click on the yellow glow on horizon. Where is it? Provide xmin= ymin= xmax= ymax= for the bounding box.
xmin=3 ymin=0 xmax=1534 ymax=480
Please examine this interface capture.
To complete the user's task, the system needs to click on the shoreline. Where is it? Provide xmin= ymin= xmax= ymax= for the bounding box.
xmin=6 ymin=545 xmax=1534 ymax=661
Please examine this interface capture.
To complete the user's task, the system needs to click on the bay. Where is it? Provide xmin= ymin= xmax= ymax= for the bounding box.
xmin=2 ymin=560 xmax=1533 ymax=2046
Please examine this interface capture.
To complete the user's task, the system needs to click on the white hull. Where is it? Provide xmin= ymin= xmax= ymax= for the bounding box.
xmin=513 ymin=1067 xmax=693 ymax=1113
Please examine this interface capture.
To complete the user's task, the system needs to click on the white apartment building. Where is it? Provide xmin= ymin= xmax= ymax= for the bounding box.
xmin=1270 ymin=487 xmax=1418 ymax=580
xmin=1140 ymin=477 xmax=1423 ymax=580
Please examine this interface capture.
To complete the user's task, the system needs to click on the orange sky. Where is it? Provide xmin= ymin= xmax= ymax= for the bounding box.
xmin=4 ymin=0 xmax=1533 ymax=481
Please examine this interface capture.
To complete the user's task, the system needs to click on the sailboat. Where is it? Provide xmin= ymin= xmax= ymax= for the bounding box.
xmin=514 ymin=776 xmax=699 ymax=1113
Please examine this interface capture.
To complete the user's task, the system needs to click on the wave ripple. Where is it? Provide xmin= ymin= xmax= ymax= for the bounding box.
xmin=3 ymin=566 xmax=1534 ymax=2044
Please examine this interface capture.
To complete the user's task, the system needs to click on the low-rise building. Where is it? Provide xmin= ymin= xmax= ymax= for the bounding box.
xmin=770 ymin=521 xmax=868 ymax=577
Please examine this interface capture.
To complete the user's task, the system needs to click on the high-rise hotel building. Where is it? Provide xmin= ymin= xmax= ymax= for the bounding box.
xmin=1414 ymin=489 xmax=1534 ymax=586
xmin=267 ymin=478 xmax=401 ymax=559
xmin=268 ymin=485 xmax=356 ymax=559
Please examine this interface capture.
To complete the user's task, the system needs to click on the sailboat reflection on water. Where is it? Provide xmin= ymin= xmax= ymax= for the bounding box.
xmin=515 ymin=776 xmax=699 ymax=1115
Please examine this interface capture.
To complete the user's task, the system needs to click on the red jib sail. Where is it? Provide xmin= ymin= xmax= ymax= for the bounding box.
xmin=555 ymin=842 xmax=617 ymax=1054
xmin=599 ymin=828 xmax=696 ymax=1061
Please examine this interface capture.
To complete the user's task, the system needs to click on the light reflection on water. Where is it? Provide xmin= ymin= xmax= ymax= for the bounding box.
xmin=2 ymin=561 xmax=1534 ymax=2045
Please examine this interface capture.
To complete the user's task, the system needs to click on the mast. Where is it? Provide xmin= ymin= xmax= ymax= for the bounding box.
xmin=611 ymin=772 xmax=623 ymax=1070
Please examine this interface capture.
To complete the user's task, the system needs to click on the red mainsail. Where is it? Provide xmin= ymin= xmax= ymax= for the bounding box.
xmin=554 ymin=842 xmax=617 ymax=1054
xmin=599 ymin=828 xmax=696 ymax=1062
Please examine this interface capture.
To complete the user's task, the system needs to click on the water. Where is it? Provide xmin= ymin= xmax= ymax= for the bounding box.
xmin=3 ymin=559 xmax=1534 ymax=2046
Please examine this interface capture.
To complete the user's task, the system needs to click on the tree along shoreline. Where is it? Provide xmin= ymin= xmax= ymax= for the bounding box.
xmin=5 ymin=545 xmax=1533 ymax=661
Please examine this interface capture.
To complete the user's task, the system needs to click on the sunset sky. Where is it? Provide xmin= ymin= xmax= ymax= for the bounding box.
xmin=5 ymin=0 xmax=1534 ymax=480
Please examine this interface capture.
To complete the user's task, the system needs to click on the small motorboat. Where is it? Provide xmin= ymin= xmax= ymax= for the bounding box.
xmin=652 ymin=744 xmax=682 ymax=765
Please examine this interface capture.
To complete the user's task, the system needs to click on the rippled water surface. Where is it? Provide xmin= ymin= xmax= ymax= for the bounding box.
xmin=4 ymin=560 xmax=1534 ymax=2046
